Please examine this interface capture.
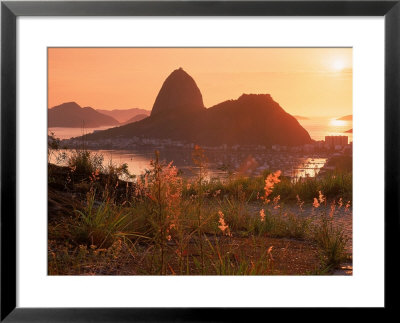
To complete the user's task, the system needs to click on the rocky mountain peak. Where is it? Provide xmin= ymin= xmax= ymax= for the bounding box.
xmin=151 ymin=68 xmax=205 ymax=116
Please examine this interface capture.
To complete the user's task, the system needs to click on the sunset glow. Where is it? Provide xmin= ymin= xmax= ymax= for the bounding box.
xmin=48 ymin=48 xmax=352 ymax=117
xmin=332 ymin=59 xmax=346 ymax=72
xmin=329 ymin=119 xmax=348 ymax=127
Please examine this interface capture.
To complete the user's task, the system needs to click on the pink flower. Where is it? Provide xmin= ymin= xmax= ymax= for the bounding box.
xmin=218 ymin=211 xmax=231 ymax=236
xmin=273 ymin=195 xmax=280 ymax=209
xmin=329 ymin=202 xmax=336 ymax=218
xmin=260 ymin=209 xmax=266 ymax=222
xmin=267 ymin=246 xmax=274 ymax=261
xmin=264 ymin=170 xmax=281 ymax=204
xmin=345 ymin=201 xmax=351 ymax=212
xmin=318 ymin=191 xmax=326 ymax=204
xmin=313 ymin=198 xmax=320 ymax=208
xmin=338 ymin=197 xmax=343 ymax=209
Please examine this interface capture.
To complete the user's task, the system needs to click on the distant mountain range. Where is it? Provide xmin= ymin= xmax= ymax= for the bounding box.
xmin=48 ymin=102 xmax=119 ymax=128
xmin=73 ymin=68 xmax=312 ymax=147
xmin=345 ymin=128 xmax=353 ymax=133
xmin=122 ymin=114 xmax=149 ymax=125
xmin=96 ymin=108 xmax=150 ymax=123
xmin=337 ymin=115 xmax=352 ymax=121
xmin=48 ymin=103 xmax=151 ymax=128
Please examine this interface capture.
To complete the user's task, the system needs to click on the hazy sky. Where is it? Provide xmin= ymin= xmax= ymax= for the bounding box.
xmin=48 ymin=48 xmax=352 ymax=117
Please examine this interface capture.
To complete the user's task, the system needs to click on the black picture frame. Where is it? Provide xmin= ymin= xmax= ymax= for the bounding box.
xmin=1 ymin=0 xmax=399 ymax=321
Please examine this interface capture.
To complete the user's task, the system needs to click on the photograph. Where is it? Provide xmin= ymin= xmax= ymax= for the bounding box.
xmin=47 ymin=47 xmax=353 ymax=276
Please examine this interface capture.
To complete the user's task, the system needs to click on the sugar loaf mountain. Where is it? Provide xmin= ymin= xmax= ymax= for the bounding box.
xmin=63 ymin=68 xmax=312 ymax=147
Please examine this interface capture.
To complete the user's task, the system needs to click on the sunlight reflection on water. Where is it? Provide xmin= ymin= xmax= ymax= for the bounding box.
xmin=298 ymin=118 xmax=352 ymax=142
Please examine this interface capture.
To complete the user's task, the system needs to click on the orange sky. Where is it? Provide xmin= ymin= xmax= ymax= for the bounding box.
xmin=48 ymin=48 xmax=352 ymax=117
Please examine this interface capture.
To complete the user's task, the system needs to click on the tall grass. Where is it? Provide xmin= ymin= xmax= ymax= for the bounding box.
xmin=313 ymin=213 xmax=348 ymax=267
xmin=183 ymin=170 xmax=352 ymax=203
xmin=73 ymin=189 xmax=130 ymax=248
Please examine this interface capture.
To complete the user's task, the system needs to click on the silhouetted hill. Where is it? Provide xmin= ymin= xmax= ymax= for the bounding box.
xmin=122 ymin=114 xmax=149 ymax=125
xmin=71 ymin=69 xmax=312 ymax=147
xmin=48 ymin=102 xmax=119 ymax=128
xmin=97 ymin=108 xmax=150 ymax=123
xmin=151 ymin=68 xmax=205 ymax=117
xmin=337 ymin=115 xmax=352 ymax=121
xmin=197 ymin=94 xmax=311 ymax=146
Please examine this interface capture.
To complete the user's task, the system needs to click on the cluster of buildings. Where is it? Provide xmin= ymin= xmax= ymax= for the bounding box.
xmin=272 ymin=136 xmax=352 ymax=155
xmin=324 ymin=136 xmax=348 ymax=149
xmin=62 ymin=134 xmax=352 ymax=157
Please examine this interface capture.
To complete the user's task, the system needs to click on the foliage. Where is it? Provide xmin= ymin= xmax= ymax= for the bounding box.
xmin=48 ymin=147 xmax=352 ymax=275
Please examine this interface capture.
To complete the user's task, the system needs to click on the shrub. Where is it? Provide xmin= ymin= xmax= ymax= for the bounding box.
xmin=68 ymin=149 xmax=103 ymax=178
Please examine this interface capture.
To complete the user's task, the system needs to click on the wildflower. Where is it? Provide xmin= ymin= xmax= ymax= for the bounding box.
xmin=186 ymin=183 xmax=191 ymax=190
xmin=218 ymin=210 xmax=231 ymax=236
xmin=273 ymin=195 xmax=280 ymax=209
xmin=267 ymin=246 xmax=274 ymax=261
xmin=318 ymin=191 xmax=326 ymax=204
xmin=213 ymin=189 xmax=221 ymax=197
xmin=329 ymin=202 xmax=336 ymax=218
xmin=264 ymin=170 xmax=281 ymax=204
xmin=345 ymin=201 xmax=351 ymax=212
xmin=313 ymin=198 xmax=320 ymax=208
xmin=90 ymin=169 xmax=100 ymax=182
xmin=166 ymin=235 xmax=172 ymax=241
xmin=260 ymin=209 xmax=266 ymax=222
xmin=338 ymin=197 xmax=343 ymax=209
